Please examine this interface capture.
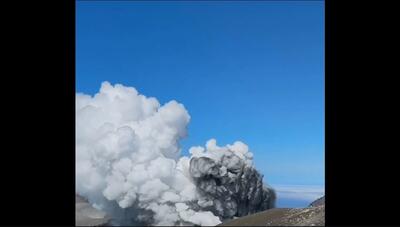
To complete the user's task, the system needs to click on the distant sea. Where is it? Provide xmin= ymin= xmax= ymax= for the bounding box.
xmin=272 ymin=184 xmax=325 ymax=208
xmin=276 ymin=197 xmax=314 ymax=208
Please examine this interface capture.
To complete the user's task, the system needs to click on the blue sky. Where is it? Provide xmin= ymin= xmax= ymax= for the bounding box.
xmin=77 ymin=1 xmax=324 ymax=206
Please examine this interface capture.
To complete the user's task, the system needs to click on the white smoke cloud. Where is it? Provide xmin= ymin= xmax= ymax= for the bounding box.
xmin=76 ymin=82 xmax=275 ymax=226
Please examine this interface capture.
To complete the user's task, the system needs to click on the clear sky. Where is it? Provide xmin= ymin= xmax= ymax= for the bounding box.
xmin=76 ymin=1 xmax=324 ymax=205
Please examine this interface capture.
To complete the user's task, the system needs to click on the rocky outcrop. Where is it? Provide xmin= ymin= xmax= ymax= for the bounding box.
xmin=310 ymin=196 xmax=325 ymax=207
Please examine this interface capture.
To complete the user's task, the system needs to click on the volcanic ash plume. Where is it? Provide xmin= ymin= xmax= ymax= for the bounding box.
xmin=188 ymin=140 xmax=276 ymax=219
xmin=76 ymin=82 xmax=275 ymax=226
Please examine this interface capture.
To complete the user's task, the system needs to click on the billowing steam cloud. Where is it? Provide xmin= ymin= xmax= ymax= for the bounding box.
xmin=76 ymin=82 xmax=275 ymax=226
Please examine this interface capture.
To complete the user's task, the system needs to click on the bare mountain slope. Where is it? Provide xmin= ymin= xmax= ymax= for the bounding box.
xmin=218 ymin=196 xmax=325 ymax=226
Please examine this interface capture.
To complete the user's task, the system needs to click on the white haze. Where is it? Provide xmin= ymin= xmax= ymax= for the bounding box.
xmin=76 ymin=82 xmax=275 ymax=226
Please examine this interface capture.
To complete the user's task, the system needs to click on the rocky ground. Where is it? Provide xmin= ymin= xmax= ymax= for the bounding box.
xmin=76 ymin=195 xmax=110 ymax=226
xmin=218 ymin=196 xmax=325 ymax=226
xmin=75 ymin=195 xmax=324 ymax=226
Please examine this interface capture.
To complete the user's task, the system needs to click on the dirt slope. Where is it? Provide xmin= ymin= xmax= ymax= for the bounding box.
xmin=218 ymin=196 xmax=325 ymax=226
